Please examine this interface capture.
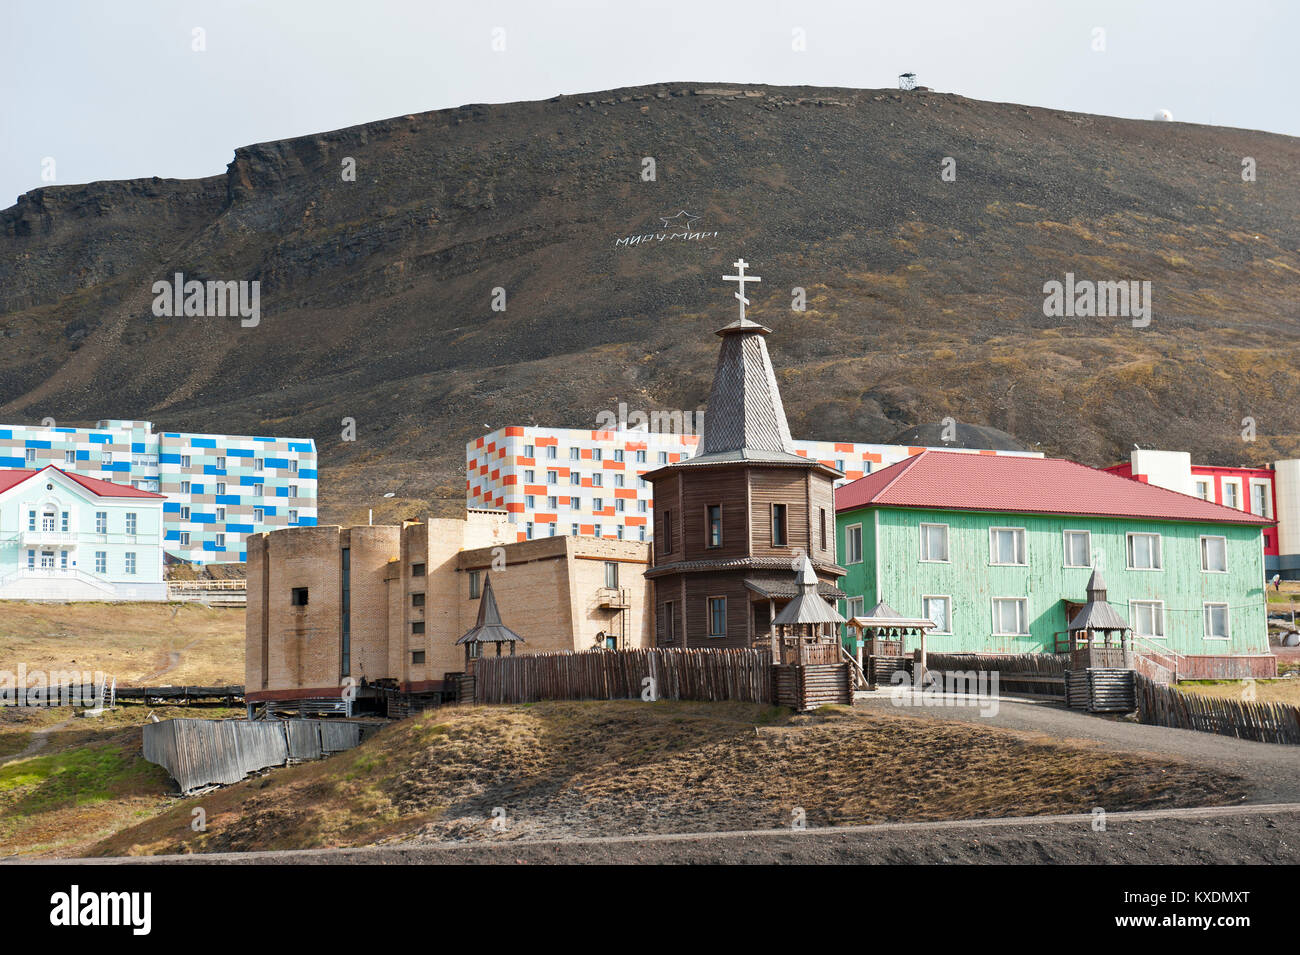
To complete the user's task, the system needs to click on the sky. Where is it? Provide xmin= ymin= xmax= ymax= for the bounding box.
xmin=2 ymin=0 xmax=1296 ymax=207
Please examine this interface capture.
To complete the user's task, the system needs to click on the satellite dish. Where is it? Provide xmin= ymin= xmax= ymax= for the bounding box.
xmin=1152 ymin=109 xmax=1174 ymax=121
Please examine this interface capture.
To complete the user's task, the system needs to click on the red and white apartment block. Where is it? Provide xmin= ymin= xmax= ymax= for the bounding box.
xmin=467 ymin=426 xmax=1041 ymax=544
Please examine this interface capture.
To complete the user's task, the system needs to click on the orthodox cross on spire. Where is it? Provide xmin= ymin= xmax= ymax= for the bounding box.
xmin=722 ymin=258 xmax=761 ymax=323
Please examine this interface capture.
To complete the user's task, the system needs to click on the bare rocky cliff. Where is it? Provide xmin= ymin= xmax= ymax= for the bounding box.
xmin=2 ymin=83 xmax=1298 ymax=522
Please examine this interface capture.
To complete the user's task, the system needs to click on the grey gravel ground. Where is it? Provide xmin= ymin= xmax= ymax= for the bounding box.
xmin=29 ymin=804 xmax=1300 ymax=865
xmin=854 ymin=693 xmax=1300 ymax=803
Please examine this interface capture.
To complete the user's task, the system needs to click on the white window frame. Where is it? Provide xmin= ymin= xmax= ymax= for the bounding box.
xmin=991 ymin=597 xmax=1029 ymax=636
xmin=989 ymin=527 xmax=1027 ymax=567
xmin=1193 ymin=479 xmax=1211 ymax=501
xmin=1129 ymin=599 xmax=1166 ymax=639
xmin=1062 ymin=529 xmax=1091 ymax=568
xmin=922 ymin=595 xmax=953 ymax=634
xmin=1126 ymin=532 xmax=1163 ymax=571
xmin=1199 ymin=535 xmax=1228 ymax=574
xmin=919 ymin=523 xmax=950 ymax=563
xmin=1248 ymin=479 xmax=1271 ymax=518
xmin=845 ymin=523 xmax=863 ymax=565
xmin=1221 ymin=478 xmax=1242 ymax=510
xmin=1203 ymin=602 xmax=1230 ymax=641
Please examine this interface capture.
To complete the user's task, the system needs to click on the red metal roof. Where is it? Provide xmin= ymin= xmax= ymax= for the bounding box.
xmin=835 ymin=450 xmax=1271 ymax=525
xmin=0 ymin=466 xmax=164 ymax=499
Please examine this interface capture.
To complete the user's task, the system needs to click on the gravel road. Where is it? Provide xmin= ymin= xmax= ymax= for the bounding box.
xmin=32 ymin=804 xmax=1300 ymax=865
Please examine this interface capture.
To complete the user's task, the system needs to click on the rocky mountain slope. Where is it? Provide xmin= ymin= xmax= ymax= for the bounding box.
xmin=2 ymin=83 xmax=1298 ymax=523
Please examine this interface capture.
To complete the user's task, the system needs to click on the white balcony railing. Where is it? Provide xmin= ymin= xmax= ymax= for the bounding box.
xmin=18 ymin=531 xmax=80 ymax=548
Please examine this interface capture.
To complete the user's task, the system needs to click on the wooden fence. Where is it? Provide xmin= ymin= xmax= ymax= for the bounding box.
xmin=473 ymin=648 xmax=774 ymax=705
xmin=1134 ymin=674 xmax=1300 ymax=745
xmin=926 ymin=652 xmax=1068 ymax=700
xmin=142 ymin=717 xmax=382 ymax=794
xmin=926 ymin=652 xmax=1069 ymax=675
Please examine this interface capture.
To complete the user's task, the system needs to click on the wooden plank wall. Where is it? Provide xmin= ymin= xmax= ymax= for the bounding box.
xmin=926 ymin=652 xmax=1070 ymax=675
xmin=1135 ymin=674 xmax=1300 ymax=744
xmin=142 ymin=718 xmax=376 ymax=794
xmin=473 ymin=648 xmax=775 ymax=704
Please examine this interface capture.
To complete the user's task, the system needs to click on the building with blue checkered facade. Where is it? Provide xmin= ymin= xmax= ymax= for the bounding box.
xmin=0 ymin=420 xmax=317 ymax=564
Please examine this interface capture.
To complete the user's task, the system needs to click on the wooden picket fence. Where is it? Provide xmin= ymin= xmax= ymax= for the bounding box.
xmin=1134 ymin=674 xmax=1300 ymax=745
xmin=473 ymin=648 xmax=774 ymax=705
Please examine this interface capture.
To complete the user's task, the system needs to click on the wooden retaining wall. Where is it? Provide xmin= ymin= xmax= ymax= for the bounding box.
xmin=1134 ymin=674 xmax=1300 ymax=745
xmin=473 ymin=648 xmax=774 ymax=705
xmin=142 ymin=717 xmax=381 ymax=794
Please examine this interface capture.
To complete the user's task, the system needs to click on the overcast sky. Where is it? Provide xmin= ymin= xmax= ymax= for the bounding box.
xmin=2 ymin=0 xmax=1296 ymax=207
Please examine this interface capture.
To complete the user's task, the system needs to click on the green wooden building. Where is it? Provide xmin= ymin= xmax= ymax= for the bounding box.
xmin=834 ymin=451 xmax=1270 ymax=657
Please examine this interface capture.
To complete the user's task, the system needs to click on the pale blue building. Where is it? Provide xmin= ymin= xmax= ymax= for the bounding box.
xmin=0 ymin=466 xmax=167 ymax=601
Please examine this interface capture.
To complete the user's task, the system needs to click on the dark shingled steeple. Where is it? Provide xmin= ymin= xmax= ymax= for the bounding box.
xmin=698 ymin=318 xmax=796 ymax=456
xmin=456 ymin=573 xmax=525 ymax=646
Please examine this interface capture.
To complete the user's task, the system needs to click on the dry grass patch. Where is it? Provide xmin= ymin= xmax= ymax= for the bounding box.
xmin=88 ymin=701 xmax=1246 ymax=857
xmin=0 ymin=602 xmax=244 ymax=685
xmin=0 ymin=705 xmax=243 ymax=857
xmin=1176 ymin=680 xmax=1300 ymax=707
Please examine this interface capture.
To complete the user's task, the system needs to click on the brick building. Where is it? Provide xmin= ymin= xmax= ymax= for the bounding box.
xmin=245 ymin=512 xmax=650 ymax=711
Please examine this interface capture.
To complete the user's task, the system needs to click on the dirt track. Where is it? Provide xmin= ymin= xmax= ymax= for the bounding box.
xmin=32 ymin=804 xmax=1300 ymax=865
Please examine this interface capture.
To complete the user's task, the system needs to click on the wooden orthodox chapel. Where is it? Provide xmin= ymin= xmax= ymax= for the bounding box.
xmin=644 ymin=259 xmax=849 ymax=659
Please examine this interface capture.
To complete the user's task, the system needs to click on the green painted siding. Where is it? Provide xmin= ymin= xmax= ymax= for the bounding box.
xmin=836 ymin=506 xmax=1267 ymax=656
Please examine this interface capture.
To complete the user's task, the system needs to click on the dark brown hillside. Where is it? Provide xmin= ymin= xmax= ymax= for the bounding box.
xmin=2 ymin=83 xmax=1298 ymax=523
